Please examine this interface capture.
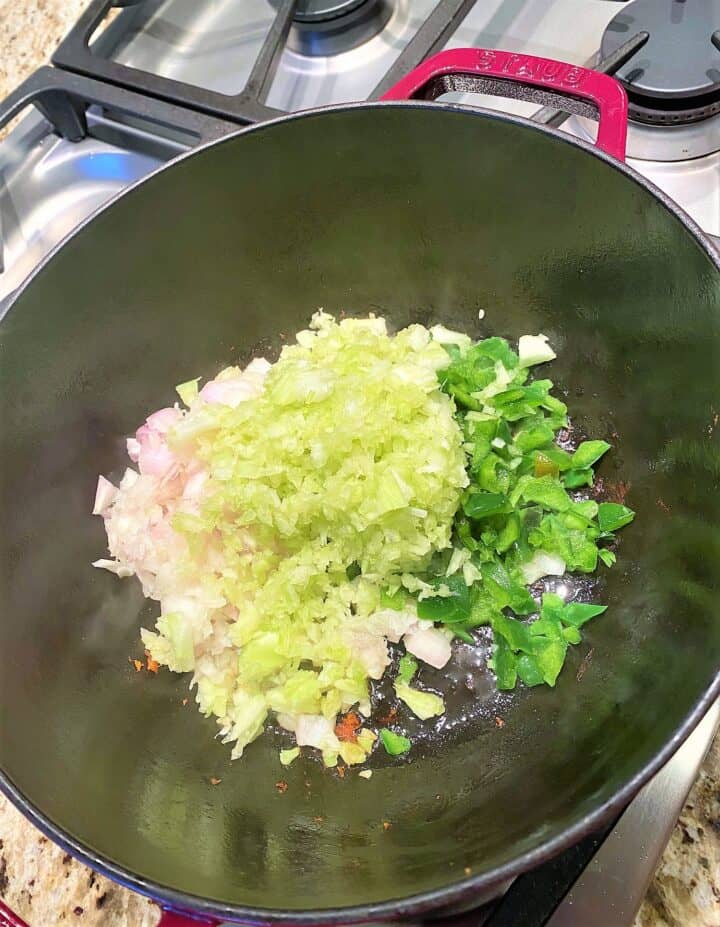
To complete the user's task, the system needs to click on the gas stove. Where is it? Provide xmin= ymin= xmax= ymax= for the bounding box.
xmin=0 ymin=1 xmax=718 ymax=925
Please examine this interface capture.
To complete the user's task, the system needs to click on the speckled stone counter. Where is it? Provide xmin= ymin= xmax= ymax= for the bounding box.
xmin=0 ymin=0 xmax=88 ymax=103
xmin=0 ymin=4 xmax=718 ymax=925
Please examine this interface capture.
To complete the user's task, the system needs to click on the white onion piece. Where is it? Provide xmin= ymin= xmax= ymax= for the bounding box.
xmin=244 ymin=357 xmax=272 ymax=382
xmin=199 ymin=378 xmax=259 ymax=407
xmin=518 ymin=334 xmax=556 ymax=368
xmin=183 ymin=470 xmax=208 ymax=501
xmin=92 ymin=475 xmax=117 ymax=515
xmin=92 ymin=558 xmax=134 ymax=578
xmin=520 ymin=551 xmax=566 ymax=585
xmin=119 ymin=468 xmax=139 ymax=490
xmin=138 ymin=439 xmax=176 ymax=478
xmin=343 ymin=630 xmax=390 ymax=679
xmin=145 ymin=406 xmax=181 ymax=433
xmin=366 ymin=608 xmax=418 ymax=643
xmin=403 ymin=627 xmax=452 ymax=669
xmin=429 ymin=324 xmax=472 ymax=348
xmin=126 ymin=437 xmax=141 ymax=462
xmin=295 ymin=715 xmax=340 ymax=751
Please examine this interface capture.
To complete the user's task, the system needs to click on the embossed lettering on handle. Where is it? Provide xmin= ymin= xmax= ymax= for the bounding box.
xmin=382 ymin=48 xmax=628 ymax=161
xmin=475 ymin=49 xmax=586 ymax=87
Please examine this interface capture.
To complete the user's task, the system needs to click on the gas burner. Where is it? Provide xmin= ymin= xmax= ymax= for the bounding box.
xmin=294 ymin=0 xmax=377 ymax=21
xmin=288 ymin=0 xmax=393 ymax=56
xmin=601 ymin=0 xmax=720 ymax=126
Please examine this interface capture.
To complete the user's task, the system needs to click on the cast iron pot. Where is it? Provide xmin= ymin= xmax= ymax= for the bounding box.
xmin=1 ymin=49 xmax=720 ymax=927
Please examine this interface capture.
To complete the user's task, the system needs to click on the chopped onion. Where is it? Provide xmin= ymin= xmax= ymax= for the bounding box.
xmin=145 ymin=407 xmax=181 ymax=433
xmin=520 ymin=550 xmax=566 ymax=584
xmin=92 ymin=476 xmax=117 ymax=516
xmin=199 ymin=377 xmax=259 ymax=407
xmin=126 ymin=437 xmax=141 ymax=462
xmin=429 ymin=324 xmax=472 ymax=348
xmin=403 ymin=627 xmax=452 ymax=669
xmin=295 ymin=714 xmax=340 ymax=751
xmin=94 ymin=312 xmax=467 ymax=760
xmin=92 ymin=558 xmax=134 ymax=578
xmin=518 ymin=334 xmax=556 ymax=368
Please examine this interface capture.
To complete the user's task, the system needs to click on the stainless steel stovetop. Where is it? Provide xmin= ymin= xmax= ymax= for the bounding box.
xmin=0 ymin=1 xmax=718 ymax=924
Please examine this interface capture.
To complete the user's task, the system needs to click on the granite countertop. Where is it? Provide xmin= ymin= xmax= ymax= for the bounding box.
xmin=0 ymin=4 xmax=718 ymax=926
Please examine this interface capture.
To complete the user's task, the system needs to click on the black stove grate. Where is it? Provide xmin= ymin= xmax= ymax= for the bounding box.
xmin=482 ymin=816 xmax=618 ymax=926
xmin=0 ymin=66 xmax=236 ymax=145
xmin=49 ymin=0 xmax=477 ymax=125
xmin=51 ymin=0 xmax=295 ymax=125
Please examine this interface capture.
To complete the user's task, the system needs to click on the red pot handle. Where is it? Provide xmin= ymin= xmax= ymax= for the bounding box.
xmin=381 ymin=47 xmax=628 ymax=161
xmin=0 ymin=900 xmax=29 ymax=927
xmin=157 ymin=911 xmax=219 ymax=926
xmin=0 ymin=899 xmax=217 ymax=927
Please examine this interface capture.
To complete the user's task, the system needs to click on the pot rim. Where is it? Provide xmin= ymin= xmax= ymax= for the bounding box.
xmin=2 ymin=98 xmax=719 ymax=924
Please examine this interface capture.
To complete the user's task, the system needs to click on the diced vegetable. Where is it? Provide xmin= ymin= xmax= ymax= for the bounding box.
xmin=431 ymin=331 xmax=634 ymax=692
xmin=397 ymin=654 xmax=419 ymax=684
xmin=598 ymin=502 xmax=636 ymax=532
xmin=488 ymin=593 xmax=606 ymax=690
xmin=394 ymin=681 xmax=445 ymax=720
xmin=519 ymin=551 xmax=566 ymax=585
xmin=176 ymin=377 xmax=200 ymax=406
xmin=279 ymin=747 xmax=300 ymax=766
xmin=571 ymin=440 xmax=611 ymax=469
xmin=518 ymin=334 xmax=557 ymax=368
xmin=94 ymin=312 xmax=635 ymax=767
xmin=380 ymin=729 xmax=412 ymax=756
xmin=403 ymin=628 xmax=452 ymax=669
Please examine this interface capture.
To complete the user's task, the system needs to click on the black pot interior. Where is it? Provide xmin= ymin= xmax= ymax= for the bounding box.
xmin=1 ymin=104 xmax=719 ymax=916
